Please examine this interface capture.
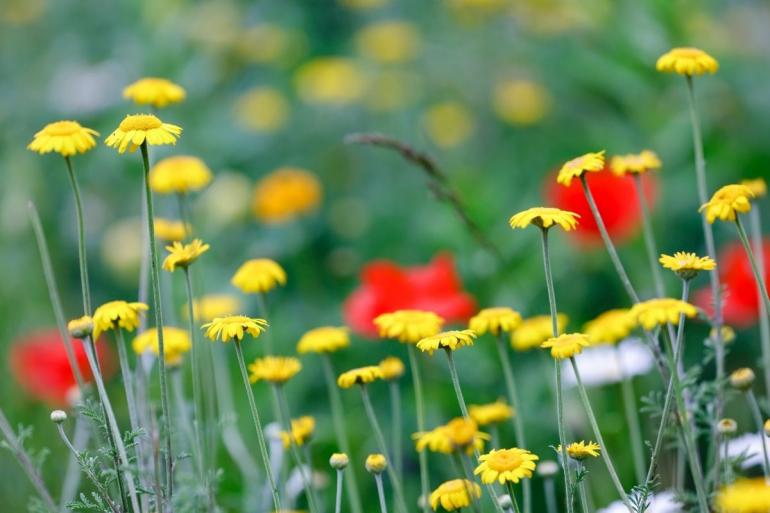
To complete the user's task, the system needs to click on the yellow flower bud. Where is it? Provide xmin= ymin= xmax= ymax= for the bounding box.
xmin=330 ymin=452 xmax=349 ymax=469
xmin=729 ymin=368 xmax=755 ymax=391
xmin=365 ymin=453 xmax=387 ymax=474
xmin=67 ymin=315 xmax=94 ymax=339
xmin=717 ymin=418 xmax=737 ymax=437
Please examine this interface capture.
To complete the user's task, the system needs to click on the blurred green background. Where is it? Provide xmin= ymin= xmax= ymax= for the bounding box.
xmin=3 ymin=0 xmax=770 ymax=511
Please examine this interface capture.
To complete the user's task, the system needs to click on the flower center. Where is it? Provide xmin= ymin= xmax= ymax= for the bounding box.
xmin=45 ymin=121 xmax=81 ymax=136
xmin=488 ymin=451 xmax=522 ymax=471
xmin=673 ymin=47 xmax=703 ymax=59
xmin=119 ymin=114 xmax=162 ymax=131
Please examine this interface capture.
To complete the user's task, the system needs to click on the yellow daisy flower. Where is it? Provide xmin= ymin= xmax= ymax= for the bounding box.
xmin=354 ymin=20 xmax=420 ymax=64
xmin=609 ymin=150 xmax=661 ymax=176
xmin=700 ymin=184 xmax=754 ymax=223
xmin=92 ymin=300 xmax=149 ymax=338
xmin=123 ymin=77 xmax=186 ymax=108
xmin=416 ymin=330 xmax=476 ymax=355
xmin=190 ymin=294 xmax=241 ymax=322
xmin=715 ymin=478 xmax=770 ymax=513
xmin=28 ymin=120 xmax=99 ymax=157
xmin=105 ymin=114 xmax=182 ymax=154
xmin=154 ymin=218 xmax=189 ymax=242
xmin=365 ymin=453 xmax=388 ymax=474
xmin=374 ymin=309 xmax=445 ymax=344
xmin=556 ymin=150 xmax=605 ymax=186
xmin=296 ymin=326 xmax=350 ymax=354
xmin=509 ymin=207 xmax=580 ymax=231
xmin=469 ymin=307 xmax=522 ymax=336
xmin=541 ymin=333 xmax=590 ymax=360
xmin=252 ymin=168 xmax=322 ymax=223
xmin=583 ymin=309 xmax=636 ymax=345
xmin=742 ymin=178 xmax=767 ymax=199
xmin=413 ymin=426 xmax=454 ymax=454
xmin=492 ymin=78 xmax=551 ymax=127
xmin=656 ymin=47 xmax=718 ymax=76
xmin=559 ymin=441 xmax=600 ymax=461
xmin=630 ymin=298 xmax=698 ymax=331
xmin=422 ymin=101 xmax=474 ymax=148
xmin=149 ymin=156 xmax=213 ymax=195
xmin=231 ymin=258 xmax=287 ymax=294
xmin=201 ymin=315 xmax=268 ymax=343
xmin=659 ymin=251 xmax=716 ymax=280
xmin=67 ymin=315 xmax=94 ymax=339
xmin=511 ymin=314 xmax=568 ymax=351
xmin=443 ymin=417 xmax=489 ymax=454
xmin=469 ymin=400 xmax=514 ymax=426
xmin=248 ymin=356 xmax=302 ymax=384
xmin=337 ymin=365 xmax=383 ymax=388
xmin=279 ymin=416 xmax=315 ymax=448
xmin=162 ymin=239 xmax=210 ymax=272
xmin=132 ymin=326 xmax=191 ymax=366
xmin=294 ymin=57 xmax=367 ymax=105
xmin=429 ymin=479 xmax=481 ymax=512
xmin=379 ymin=356 xmax=405 ymax=381
xmin=474 ymin=447 xmax=539 ymax=484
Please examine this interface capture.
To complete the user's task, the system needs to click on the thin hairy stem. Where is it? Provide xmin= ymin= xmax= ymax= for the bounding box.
xmin=374 ymin=474 xmax=389 ymax=513
xmin=749 ymin=207 xmax=770 ymax=394
xmin=182 ymin=269 xmax=206 ymax=473
xmin=614 ymin=348 xmax=645 ymax=483
xmin=60 ymin=413 xmax=89 ymax=508
xmin=634 ymin=174 xmax=665 ymax=297
xmin=63 ymin=156 xmax=92 ymax=315
xmin=389 ymin=380 xmax=403 ymax=478
xmin=736 ymin=217 xmax=770 ymax=332
xmin=506 ymin=482 xmax=522 ymax=513
xmin=747 ymin=390 xmax=770 ymax=482
xmin=407 ymin=344 xmax=431 ymax=513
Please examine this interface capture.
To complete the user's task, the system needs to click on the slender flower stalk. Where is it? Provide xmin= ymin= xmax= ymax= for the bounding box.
xmin=543 ymin=476 xmax=557 ymax=513
xmin=334 ymin=467 xmax=345 ymax=513
xmin=505 ymin=483 xmax=522 ymax=513
xmin=735 ymin=217 xmax=770 ymax=333
xmin=633 ymin=174 xmax=665 ymax=297
xmin=60 ymin=413 xmax=89 ymax=509
xmin=374 ymin=473 xmax=389 ymax=513
xmin=749 ymin=207 xmax=770 ymax=393
xmin=574 ymin=464 xmax=589 ymax=513
xmin=63 ymin=156 xmax=92 ymax=316
xmin=182 ymin=268 xmax=206 ymax=469
xmin=407 ymin=344 xmax=431 ymax=513
xmin=115 ymin=329 xmax=146 ymax=474
xmin=746 ymin=390 xmax=770 ymax=481
xmin=389 ymin=379 xmax=403 ymax=477
xmin=171 ymin=367 xmax=199 ymax=474
xmin=457 ymin=453 xmax=482 ymax=513
xmin=614 ymin=348 xmax=645 ymax=483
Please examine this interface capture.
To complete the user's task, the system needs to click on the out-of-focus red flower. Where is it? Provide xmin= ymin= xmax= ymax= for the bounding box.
xmin=10 ymin=329 xmax=115 ymax=407
xmin=344 ymin=253 xmax=477 ymax=337
xmin=545 ymin=166 xmax=657 ymax=245
xmin=694 ymin=240 xmax=770 ymax=327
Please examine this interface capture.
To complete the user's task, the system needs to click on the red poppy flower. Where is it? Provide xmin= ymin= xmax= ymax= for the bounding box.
xmin=694 ymin=240 xmax=770 ymax=327
xmin=545 ymin=166 xmax=657 ymax=245
xmin=10 ymin=329 xmax=115 ymax=407
xmin=343 ymin=253 xmax=477 ymax=337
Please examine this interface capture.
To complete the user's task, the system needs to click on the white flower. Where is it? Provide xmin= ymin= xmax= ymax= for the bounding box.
xmin=563 ymin=338 xmax=654 ymax=388
xmin=598 ymin=491 xmax=681 ymax=513
xmin=722 ymin=432 xmax=770 ymax=469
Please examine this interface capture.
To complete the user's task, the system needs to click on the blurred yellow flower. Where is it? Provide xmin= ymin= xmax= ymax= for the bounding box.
xmin=28 ymin=121 xmax=99 ymax=157
xmin=2 ymin=0 xmax=45 ymax=25
xmin=715 ymin=478 xmax=770 ymax=513
xmin=610 ymin=150 xmax=661 ymax=176
xmin=429 ymin=479 xmax=481 ymax=512
xmin=297 ymin=326 xmax=350 ymax=354
xmin=162 ymin=239 xmax=210 ymax=272
xmin=469 ymin=400 xmax=514 ymax=426
xmin=492 ymin=79 xmax=551 ymax=126
xmin=132 ymin=326 xmax=191 ymax=366
xmin=469 ymin=307 xmax=522 ymax=336
xmin=191 ymin=294 xmax=241 ymax=322
xmin=379 ymin=356 xmax=405 ymax=381
xmin=93 ymin=300 xmax=149 ymax=339
xmin=700 ymin=184 xmax=754 ymax=223
xmin=337 ymin=366 xmax=383 ymax=388
xmin=559 ymin=441 xmax=600 ymax=460
xmin=248 ymin=356 xmax=302 ymax=384
xmin=512 ymin=314 xmax=567 ymax=351
xmin=364 ymin=69 xmax=419 ymax=112
xmin=583 ymin=309 xmax=635 ymax=345
xmin=475 ymin=447 xmax=538 ymax=484
xmin=414 ymin=418 xmax=488 ymax=454
xmin=235 ymin=24 xmax=305 ymax=65
xmin=416 ymin=330 xmax=476 ymax=355
xmin=656 ymin=47 xmax=718 ymax=76
xmin=659 ymin=252 xmax=716 ymax=280
xmin=541 ymin=333 xmax=590 ymax=360
xmin=105 ymin=114 xmax=182 ymax=154
xmin=280 ymin=416 xmax=315 ymax=448
xmin=509 ymin=207 xmax=580 ymax=231
xmin=630 ymin=298 xmax=698 ymax=331
xmin=252 ymin=167 xmax=322 ymax=223
xmin=556 ymin=150 xmax=605 ymax=186
xmin=742 ymin=178 xmax=767 ymax=199
xmin=339 ymin=0 xmax=388 ymax=9
xmin=234 ymin=87 xmax=290 ymax=133
xmin=374 ymin=310 xmax=445 ymax=344
xmin=355 ymin=21 xmax=421 ymax=64
xmin=154 ymin=218 xmax=189 ymax=242
xmin=150 ymin=156 xmax=213 ymax=195
xmin=123 ymin=77 xmax=186 ymax=108
xmin=231 ymin=258 xmax=287 ymax=294
xmin=101 ymin=219 xmax=143 ymax=280
xmin=365 ymin=453 xmax=388 ymax=473
xmin=729 ymin=368 xmax=755 ymax=391
xmin=422 ymin=102 xmax=474 ymax=148
xmin=447 ymin=0 xmax=510 ymax=18
xmin=201 ymin=315 xmax=268 ymax=343
xmin=294 ymin=57 xmax=366 ymax=105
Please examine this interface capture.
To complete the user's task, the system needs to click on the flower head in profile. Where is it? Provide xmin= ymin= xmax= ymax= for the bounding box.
xmin=475 ymin=447 xmax=539 ymax=484
xmin=656 ymin=47 xmax=718 ymax=76
xmin=469 ymin=307 xmax=522 ymax=336
xmin=699 ymin=184 xmax=754 ymax=223
xmin=413 ymin=418 xmax=488 ymax=455
xmin=191 ymin=294 xmax=241 ymax=322
xmin=297 ymin=326 xmax=350 ymax=354
xmin=742 ymin=178 xmax=767 ymax=200
xmin=512 ymin=314 xmax=568 ymax=351
xmin=610 ymin=150 xmax=661 ymax=176
xmin=365 ymin=453 xmax=388 ymax=474
xmin=162 ymin=239 xmax=210 ymax=272
xmin=123 ymin=77 xmax=186 ymax=108
xmin=68 ymin=316 xmax=94 ymax=339
xmin=252 ymin=167 xmax=322 ymax=223
xmin=248 ymin=356 xmax=302 ymax=384
xmin=279 ymin=416 xmax=315 ymax=448
xmin=430 ymin=479 xmax=481 ymax=511
xmin=154 ymin=218 xmax=189 ymax=242
xmin=150 ymin=156 xmax=213 ymax=195
xmin=583 ymin=309 xmax=636 ymax=345
xmin=659 ymin=252 xmax=716 ymax=280
xmin=379 ymin=356 xmax=405 ymax=381
xmin=416 ymin=330 xmax=476 ymax=355
xmin=556 ymin=151 xmax=605 ymax=186
xmin=201 ymin=315 xmax=268 ymax=343
xmin=337 ymin=365 xmax=383 ymax=388
xmin=28 ymin=121 xmax=99 ymax=157
xmin=231 ymin=259 xmax=287 ymax=294
xmin=541 ymin=333 xmax=590 ymax=360
xmin=729 ymin=368 xmax=755 ymax=391
xmin=469 ymin=400 xmax=514 ymax=426
xmin=105 ymin=114 xmax=182 ymax=153
xmin=132 ymin=327 xmax=191 ymax=366
xmin=630 ymin=298 xmax=698 ymax=331
xmin=509 ymin=207 xmax=580 ymax=231
xmin=93 ymin=301 xmax=149 ymax=338
xmin=715 ymin=478 xmax=770 ymax=513
xmin=374 ymin=309 xmax=445 ymax=344
xmin=559 ymin=441 xmax=600 ymax=461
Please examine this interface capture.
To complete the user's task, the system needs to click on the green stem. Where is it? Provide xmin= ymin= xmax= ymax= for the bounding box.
xmin=747 ymin=390 xmax=770 ymax=481
xmin=63 ymin=156 xmax=91 ymax=315
xmin=506 ymin=482 xmax=522 ymax=513
xmin=407 ymin=344 xmax=431 ymax=513
xmin=614 ymin=348 xmax=645 ymax=483
xmin=575 ymin=463 xmax=590 ymax=513
xmin=389 ymin=380 xmax=403 ymax=478
xmin=182 ymin=268 xmax=206 ymax=473
xmin=543 ymin=477 xmax=557 ymax=513
xmin=634 ymin=174 xmax=665 ymax=297
xmin=749 ymin=207 xmax=770 ymax=395
xmin=540 ymin=229 xmax=560 ymax=337
xmin=115 ymin=330 xmax=143 ymax=460
xmin=458 ymin=453 xmax=482 ymax=513
xmin=335 ymin=469 xmax=344 ymax=513
xmin=255 ymin=293 xmax=275 ymax=355
xmin=736 ymin=217 xmax=770 ymax=333
xmin=232 ymin=340 xmax=281 ymax=512
xmin=374 ymin=474 xmax=389 ymax=513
